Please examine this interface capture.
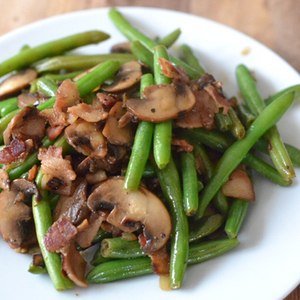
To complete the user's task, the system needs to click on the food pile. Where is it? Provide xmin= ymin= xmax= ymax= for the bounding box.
xmin=0 ymin=8 xmax=299 ymax=291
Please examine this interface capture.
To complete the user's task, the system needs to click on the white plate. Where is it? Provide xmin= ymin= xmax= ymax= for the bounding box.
xmin=0 ymin=7 xmax=300 ymax=300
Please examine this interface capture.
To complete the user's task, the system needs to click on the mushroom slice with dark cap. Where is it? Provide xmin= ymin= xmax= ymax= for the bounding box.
xmin=53 ymin=178 xmax=89 ymax=226
xmin=87 ymin=177 xmax=172 ymax=253
xmin=0 ymin=69 xmax=37 ymax=98
xmin=102 ymin=101 xmax=135 ymax=146
xmin=0 ymin=169 xmax=10 ymax=190
xmin=102 ymin=61 xmax=142 ymax=92
xmin=0 ymin=179 xmax=40 ymax=251
xmin=125 ymin=81 xmax=196 ymax=123
xmin=17 ymin=92 xmax=47 ymax=108
xmin=65 ymin=119 xmax=107 ymax=159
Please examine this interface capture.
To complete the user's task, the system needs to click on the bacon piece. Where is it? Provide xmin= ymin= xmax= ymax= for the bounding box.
xmin=139 ymin=234 xmax=170 ymax=275
xmin=27 ymin=165 xmax=38 ymax=181
xmin=54 ymin=80 xmax=81 ymax=112
xmin=61 ymin=240 xmax=88 ymax=287
xmin=96 ymin=93 xmax=119 ymax=110
xmin=204 ymin=84 xmax=233 ymax=114
xmin=44 ymin=217 xmax=78 ymax=253
xmin=3 ymin=106 xmax=46 ymax=146
xmin=0 ymin=138 xmax=27 ymax=164
xmin=68 ymin=102 xmax=108 ymax=123
xmin=158 ymin=58 xmax=190 ymax=84
xmin=171 ymin=138 xmax=194 ymax=152
xmin=38 ymin=146 xmax=77 ymax=195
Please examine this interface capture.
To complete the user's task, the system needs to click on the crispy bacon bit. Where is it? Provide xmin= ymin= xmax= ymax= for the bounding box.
xmin=76 ymin=212 xmax=105 ymax=248
xmin=3 ymin=106 xmax=46 ymax=146
xmin=54 ymin=80 xmax=81 ymax=112
xmin=0 ymin=138 xmax=27 ymax=164
xmin=53 ymin=178 xmax=89 ymax=226
xmin=38 ymin=146 xmax=77 ymax=196
xmin=204 ymin=84 xmax=233 ymax=114
xmin=171 ymin=138 xmax=194 ymax=152
xmin=68 ymin=103 xmax=108 ymax=123
xmin=61 ymin=240 xmax=88 ymax=287
xmin=96 ymin=93 xmax=119 ymax=110
xmin=44 ymin=217 xmax=78 ymax=253
xmin=0 ymin=169 xmax=10 ymax=190
xmin=158 ymin=57 xmax=190 ymax=84
xmin=28 ymin=165 xmax=38 ymax=181
xmin=139 ymin=234 xmax=170 ymax=275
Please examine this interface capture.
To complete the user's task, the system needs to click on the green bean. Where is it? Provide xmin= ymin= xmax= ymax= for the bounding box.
xmin=1 ymin=102 xmax=19 ymax=117
xmin=179 ymin=44 xmax=206 ymax=74
xmin=196 ymin=91 xmax=295 ymax=218
xmin=225 ymin=199 xmax=249 ymax=239
xmin=32 ymin=170 xmax=74 ymax=290
xmin=37 ymin=77 xmax=59 ymax=97
xmin=254 ymin=138 xmax=300 ymax=168
xmin=153 ymin=45 xmax=172 ymax=169
xmin=236 ymin=64 xmax=295 ymax=181
xmin=91 ymin=252 xmax=115 ymax=267
xmin=87 ymin=238 xmax=240 ymax=283
xmin=242 ymin=152 xmax=292 ymax=186
xmin=155 ymin=155 xmax=189 ymax=289
xmin=45 ymin=71 xmax=83 ymax=82
xmin=0 ymin=31 xmax=110 ymax=77
xmin=0 ymin=97 xmax=18 ymax=111
xmin=265 ymin=84 xmax=300 ymax=106
xmin=192 ymin=142 xmax=229 ymax=215
xmin=235 ymin=104 xmax=255 ymax=128
xmin=189 ymin=214 xmax=224 ymax=243
xmin=181 ymin=128 xmax=293 ymax=186
xmin=28 ymin=262 xmax=47 ymax=274
xmin=101 ymin=237 xmax=145 ymax=259
xmin=108 ymin=8 xmax=202 ymax=79
xmin=129 ymin=41 xmax=154 ymax=70
xmin=92 ymin=228 xmax=112 ymax=244
xmin=181 ymin=151 xmax=199 ymax=216
xmin=214 ymin=110 xmax=233 ymax=131
xmin=124 ymin=74 xmax=154 ymax=190
xmin=159 ymin=28 xmax=181 ymax=48
xmin=228 ymin=107 xmax=245 ymax=139
xmin=33 ymin=54 xmax=135 ymax=73
xmin=48 ymin=192 xmax=61 ymax=210
xmin=142 ymin=160 xmax=157 ymax=177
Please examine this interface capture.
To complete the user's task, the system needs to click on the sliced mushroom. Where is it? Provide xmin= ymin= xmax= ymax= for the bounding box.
xmin=65 ymin=119 xmax=107 ymax=158
xmin=53 ymin=178 xmax=89 ymax=226
xmin=222 ymin=166 xmax=255 ymax=201
xmin=0 ymin=169 xmax=10 ymax=190
xmin=17 ymin=92 xmax=46 ymax=108
xmin=102 ymin=61 xmax=142 ymax=92
xmin=12 ymin=178 xmax=41 ymax=204
xmin=3 ymin=106 xmax=46 ymax=146
xmin=102 ymin=102 xmax=135 ymax=146
xmin=111 ymin=42 xmax=132 ymax=54
xmin=61 ymin=240 xmax=88 ymax=287
xmin=0 ymin=180 xmax=38 ymax=251
xmin=0 ymin=69 xmax=37 ymax=98
xmin=87 ymin=177 xmax=172 ymax=253
xmin=126 ymin=81 xmax=196 ymax=122
xmin=67 ymin=102 xmax=108 ymax=123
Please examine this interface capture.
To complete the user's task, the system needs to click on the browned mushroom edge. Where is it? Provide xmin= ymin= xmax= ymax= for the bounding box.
xmin=125 ymin=81 xmax=196 ymax=123
xmin=102 ymin=61 xmax=142 ymax=93
xmin=0 ymin=69 xmax=38 ymax=98
xmin=87 ymin=177 xmax=172 ymax=253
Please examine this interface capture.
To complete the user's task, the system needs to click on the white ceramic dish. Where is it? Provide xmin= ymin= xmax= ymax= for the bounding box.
xmin=0 ymin=7 xmax=300 ymax=300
